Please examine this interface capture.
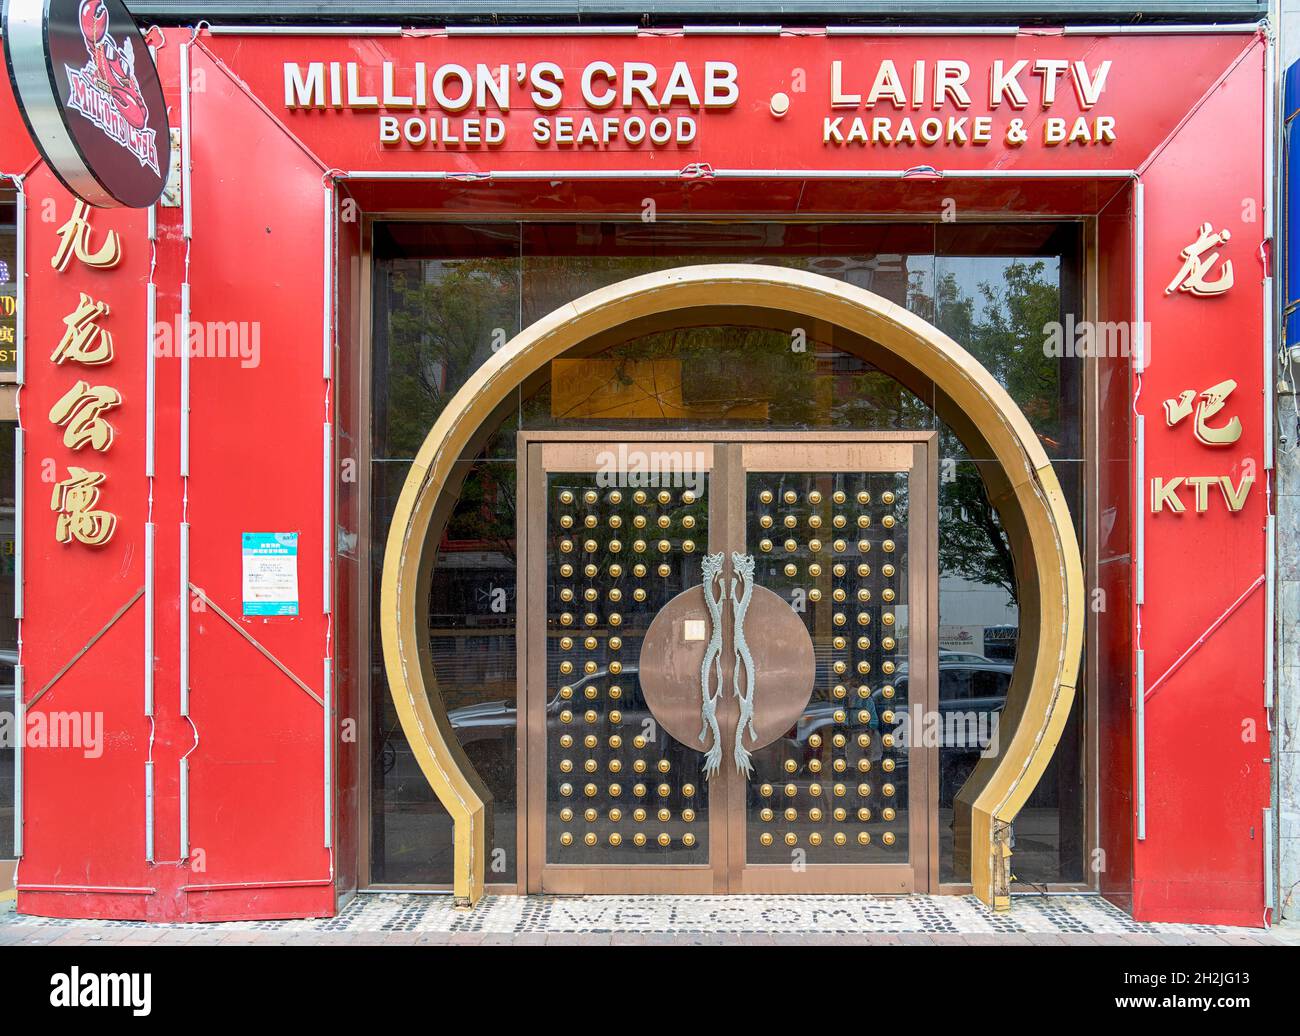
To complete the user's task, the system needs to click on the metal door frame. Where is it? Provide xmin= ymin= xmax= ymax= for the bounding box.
xmin=518 ymin=431 xmax=938 ymax=895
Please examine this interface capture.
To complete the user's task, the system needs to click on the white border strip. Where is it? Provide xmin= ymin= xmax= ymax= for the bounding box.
xmin=1265 ymin=31 xmax=1276 ymax=472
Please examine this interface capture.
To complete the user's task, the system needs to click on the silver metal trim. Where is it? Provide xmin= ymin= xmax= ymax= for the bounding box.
xmin=145 ymin=522 xmax=155 ymax=715
xmin=1265 ymin=514 xmax=1275 ymax=708
xmin=826 ymin=25 xmax=1019 ymax=35
xmin=1264 ymin=32 xmax=1276 ymax=472
xmin=179 ymin=756 xmax=189 ymax=860
xmin=146 ymin=282 xmax=157 ymax=477
xmin=323 ymin=185 xmax=333 ymax=379
xmin=13 ymin=665 xmax=22 ymax=857
xmin=14 ymin=176 xmax=24 ymax=385
xmin=14 ymin=426 xmax=22 ymax=621
xmin=323 ymin=659 xmax=332 ymax=848
xmin=1136 ymin=648 xmax=1146 ymax=840
xmin=207 ymin=25 xmax=404 ymax=35
xmin=180 ymin=522 xmax=190 ymax=716
xmin=683 ymin=25 xmax=782 ymax=34
xmin=180 ymin=40 xmax=193 ymax=240
xmin=180 ymin=282 xmax=190 ymax=477
xmin=445 ymin=25 xmax=639 ymax=36
xmin=1136 ymin=415 xmax=1146 ymax=607
xmin=145 ymin=761 xmax=155 ymax=863
xmin=1263 ymin=806 xmax=1275 ymax=911
xmin=323 ymin=421 xmax=332 ymax=615
xmin=1061 ymin=23 xmax=1262 ymax=34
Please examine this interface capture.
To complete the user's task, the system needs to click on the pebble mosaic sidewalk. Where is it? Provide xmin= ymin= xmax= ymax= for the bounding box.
xmin=1 ymin=892 xmax=1294 ymax=945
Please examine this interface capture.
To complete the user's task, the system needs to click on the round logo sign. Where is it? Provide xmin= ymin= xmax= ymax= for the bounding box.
xmin=4 ymin=0 xmax=171 ymax=207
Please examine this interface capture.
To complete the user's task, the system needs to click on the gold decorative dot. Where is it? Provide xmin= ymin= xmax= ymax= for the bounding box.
xmin=784 ymin=538 xmax=798 ymax=553
xmin=559 ymin=563 xmax=573 ymax=578
xmin=657 ymin=563 xmax=671 ymax=577
xmin=882 ymin=491 xmax=896 ymax=505
xmin=760 ymin=783 xmax=774 ymax=797
xmin=657 ymin=490 xmax=672 ymax=505
xmin=857 ymin=807 xmax=872 ymax=822
xmin=682 ymin=808 xmax=696 ymax=823
xmin=559 ymin=491 xmax=575 ymax=505
xmin=783 ymin=490 xmax=798 ymax=504
xmin=682 ymin=491 xmax=696 ymax=504
xmin=560 ymin=832 xmax=574 ymax=846
xmin=657 ymin=783 xmax=671 ymax=797
xmin=784 ymin=783 xmax=798 ymax=797
xmin=858 ymin=783 xmax=871 ymax=797
xmin=882 ymin=832 xmax=896 ymax=846
xmin=633 ymin=783 xmax=647 ymax=797
xmin=657 ymin=808 xmax=671 ymax=822
xmin=559 ymin=515 xmax=574 ymax=529
xmin=857 ymin=831 xmax=871 ymax=846
xmin=882 ymin=563 xmax=896 ymax=578
xmin=633 ymin=833 xmax=647 ymax=846
xmin=657 ymin=833 xmax=671 ymax=847
xmin=633 ymin=490 xmax=648 ymax=505
xmin=833 ymin=832 xmax=847 ymax=846
xmin=609 ymin=491 xmax=623 ymax=505
xmin=559 ymin=782 xmax=573 ymax=797
xmin=783 ymin=514 xmax=798 ymax=529
xmin=784 ymin=833 xmax=798 ymax=846
xmin=760 ymin=832 xmax=774 ymax=846
xmin=608 ymin=783 xmax=622 ymax=797
xmin=883 ymin=807 xmax=896 ymax=821
xmin=682 ymin=832 xmax=697 ymax=847
xmin=759 ymin=489 xmax=774 ymax=504
xmin=584 ymin=832 xmax=598 ymax=846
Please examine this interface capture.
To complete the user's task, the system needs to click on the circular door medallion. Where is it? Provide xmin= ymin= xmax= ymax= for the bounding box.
xmin=638 ymin=581 xmax=815 ymax=757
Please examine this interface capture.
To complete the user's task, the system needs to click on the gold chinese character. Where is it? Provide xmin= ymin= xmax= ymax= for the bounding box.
xmin=1163 ymin=378 xmax=1242 ymax=445
xmin=51 ymin=467 xmax=117 ymax=546
xmin=51 ymin=293 xmax=114 ymax=365
xmin=1164 ymin=222 xmax=1234 ymax=297
xmin=48 ymin=380 xmax=121 ymax=452
xmin=51 ymin=200 xmax=122 ymax=272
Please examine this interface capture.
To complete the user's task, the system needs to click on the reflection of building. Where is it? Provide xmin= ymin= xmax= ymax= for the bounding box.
xmin=0 ymin=8 xmax=1280 ymax=929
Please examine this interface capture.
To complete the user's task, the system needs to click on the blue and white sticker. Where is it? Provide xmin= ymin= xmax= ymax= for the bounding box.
xmin=241 ymin=532 xmax=299 ymax=616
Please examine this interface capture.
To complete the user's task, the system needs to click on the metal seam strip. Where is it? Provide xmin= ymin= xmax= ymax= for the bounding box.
xmin=189 ymin=584 xmax=325 ymax=706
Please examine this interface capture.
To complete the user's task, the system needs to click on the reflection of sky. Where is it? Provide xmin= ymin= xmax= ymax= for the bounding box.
xmin=939 ymin=255 xmax=1061 ymax=322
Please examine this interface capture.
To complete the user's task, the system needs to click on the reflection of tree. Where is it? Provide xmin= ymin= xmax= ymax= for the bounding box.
xmin=444 ymin=463 xmax=517 ymax=565
xmin=383 ymin=259 xmax=518 ymax=458
xmin=935 ymin=260 xmax=1062 ymax=605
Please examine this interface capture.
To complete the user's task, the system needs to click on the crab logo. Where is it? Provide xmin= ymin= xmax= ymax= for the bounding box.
xmin=62 ymin=0 xmax=159 ymax=175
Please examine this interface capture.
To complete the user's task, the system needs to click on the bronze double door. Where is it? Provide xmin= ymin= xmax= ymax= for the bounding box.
xmin=520 ymin=434 xmax=937 ymax=894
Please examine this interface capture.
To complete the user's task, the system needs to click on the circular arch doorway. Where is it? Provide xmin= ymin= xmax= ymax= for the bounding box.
xmin=380 ymin=263 xmax=1083 ymax=908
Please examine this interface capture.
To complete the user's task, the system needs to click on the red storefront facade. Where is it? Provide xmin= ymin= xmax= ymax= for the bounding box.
xmin=0 ymin=23 xmax=1275 ymax=926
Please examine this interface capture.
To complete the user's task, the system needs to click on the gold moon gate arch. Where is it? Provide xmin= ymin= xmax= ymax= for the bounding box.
xmin=380 ymin=264 xmax=1084 ymax=907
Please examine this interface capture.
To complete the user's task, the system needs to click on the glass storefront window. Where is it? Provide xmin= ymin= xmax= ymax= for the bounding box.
xmin=369 ymin=220 xmax=1086 ymax=889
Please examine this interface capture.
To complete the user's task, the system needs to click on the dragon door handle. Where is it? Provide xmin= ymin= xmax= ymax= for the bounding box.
xmin=698 ymin=552 xmax=726 ymax=777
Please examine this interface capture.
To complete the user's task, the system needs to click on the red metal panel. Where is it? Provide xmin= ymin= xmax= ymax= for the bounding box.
xmin=14 ymin=164 xmax=153 ymax=918
xmin=1134 ymin=44 xmax=1270 ymax=926
xmin=180 ymin=41 xmax=332 ymax=920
